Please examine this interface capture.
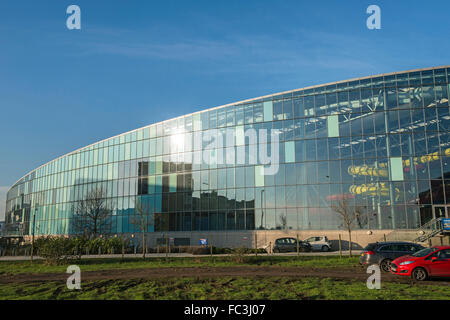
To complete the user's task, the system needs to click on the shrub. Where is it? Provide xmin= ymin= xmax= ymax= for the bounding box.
xmin=229 ymin=247 xmax=248 ymax=263
xmin=213 ymin=247 xmax=233 ymax=254
xmin=77 ymin=237 xmax=127 ymax=255
xmin=33 ymin=236 xmax=128 ymax=263
xmin=102 ymin=237 xmax=124 ymax=254
xmin=150 ymin=245 xmax=229 ymax=255
xmin=71 ymin=236 xmax=88 ymax=259
xmin=34 ymin=236 xmax=77 ymax=265
xmin=190 ymin=247 xmax=210 ymax=255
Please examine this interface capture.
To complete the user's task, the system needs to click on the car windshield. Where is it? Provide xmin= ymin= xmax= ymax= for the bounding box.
xmin=412 ymin=247 xmax=438 ymax=257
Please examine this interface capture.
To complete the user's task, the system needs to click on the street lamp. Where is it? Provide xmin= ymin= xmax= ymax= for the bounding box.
xmin=131 ymin=234 xmax=136 ymax=255
xmin=31 ymin=207 xmax=36 ymax=263
xmin=260 ymin=190 xmax=265 ymax=230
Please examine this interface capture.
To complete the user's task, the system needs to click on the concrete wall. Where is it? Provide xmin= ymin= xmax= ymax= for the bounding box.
xmin=430 ymin=235 xmax=450 ymax=247
xmin=131 ymin=229 xmax=426 ymax=251
xmin=24 ymin=230 xmax=450 ymax=249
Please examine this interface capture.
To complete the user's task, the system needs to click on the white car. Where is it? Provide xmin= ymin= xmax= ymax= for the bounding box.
xmin=304 ymin=236 xmax=332 ymax=252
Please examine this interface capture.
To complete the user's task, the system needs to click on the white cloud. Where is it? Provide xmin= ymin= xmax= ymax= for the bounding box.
xmin=0 ymin=186 xmax=8 ymax=221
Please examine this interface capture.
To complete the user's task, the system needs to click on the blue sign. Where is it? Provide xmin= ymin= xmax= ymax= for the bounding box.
xmin=442 ymin=218 xmax=450 ymax=232
xmin=199 ymin=238 xmax=208 ymax=246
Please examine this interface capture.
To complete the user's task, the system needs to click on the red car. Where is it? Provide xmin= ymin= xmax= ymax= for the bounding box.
xmin=390 ymin=246 xmax=450 ymax=281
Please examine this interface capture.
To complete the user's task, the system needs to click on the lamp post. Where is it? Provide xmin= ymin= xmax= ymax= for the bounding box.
xmin=120 ymin=234 xmax=125 ymax=260
xmin=260 ymin=190 xmax=265 ymax=230
xmin=113 ymin=234 xmax=117 ymax=255
xmin=31 ymin=208 xmax=36 ymax=263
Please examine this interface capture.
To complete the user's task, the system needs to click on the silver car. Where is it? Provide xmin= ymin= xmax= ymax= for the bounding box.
xmin=304 ymin=236 xmax=332 ymax=252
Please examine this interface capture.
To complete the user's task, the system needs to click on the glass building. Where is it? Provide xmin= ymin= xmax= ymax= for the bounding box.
xmin=4 ymin=66 xmax=450 ymax=239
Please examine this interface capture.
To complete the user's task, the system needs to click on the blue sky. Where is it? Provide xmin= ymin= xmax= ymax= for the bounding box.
xmin=0 ymin=0 xmax=449 ymax=219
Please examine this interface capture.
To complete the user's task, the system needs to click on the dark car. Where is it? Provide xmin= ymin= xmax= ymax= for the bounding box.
xmin=272 ymin=237 xmax=312 ymax=253
xmin=359 ymin=241 xmax=425 ymax=272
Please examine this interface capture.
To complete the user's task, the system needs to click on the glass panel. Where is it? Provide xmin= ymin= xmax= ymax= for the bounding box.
xmin=273 ymin=101 xmax=283 ymax=121
xmin=193 ymin=114 xmax=201 ymax=131
xmin=255 ymin=165 xmax=265 ymax=187
xmin=263 ymin=101 xmax=273 ymax=122
xmin=327 ymin=115 xmax=340 ymax=137
xmin=169 ymin=174 xmax=177 ymax=192
xmin=284 ymin=141 xmax=295 ymax=163
xmin=390 ymin=157 xmax=404 ymax=181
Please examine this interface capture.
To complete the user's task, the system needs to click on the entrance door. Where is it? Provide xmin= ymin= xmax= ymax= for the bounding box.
xmin=432 ymin=206 xmax=450 ymax=219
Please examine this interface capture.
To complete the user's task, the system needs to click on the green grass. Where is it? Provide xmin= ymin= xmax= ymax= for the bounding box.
xmin=1 ymin=256 xmax=448 ymax=300
xmin=0 ymin=256 xmax=360 ymax=275
xmin=1 ymin=277 xmax=449 ymax=300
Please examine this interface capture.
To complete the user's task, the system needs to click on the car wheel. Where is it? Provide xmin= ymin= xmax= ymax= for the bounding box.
xmin=321 ymin=245 xmax=329 ymax=252
xmin=380 ymin=259 xmax=392 ymax=272
xmin=412 ymin=268 xmax=428 ymax=281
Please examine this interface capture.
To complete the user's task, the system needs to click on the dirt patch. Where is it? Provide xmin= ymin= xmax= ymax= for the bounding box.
xmin=1 ymin=266 xmax=449 ymax=286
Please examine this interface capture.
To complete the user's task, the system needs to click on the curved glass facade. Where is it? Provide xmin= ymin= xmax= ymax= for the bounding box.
xmin=4 ymin=66 xmax=450 ymax=236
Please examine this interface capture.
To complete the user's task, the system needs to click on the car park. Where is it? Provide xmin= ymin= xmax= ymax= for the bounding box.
xmin=359 ymin=241 xmax=425 ymax=272
xmin=391 ymin=246 xmax=450 ymax=281
xmin=272 ymin=237 xmax=312 ymax=253
xmin=304 ymin=236 xmax=332 ymax=252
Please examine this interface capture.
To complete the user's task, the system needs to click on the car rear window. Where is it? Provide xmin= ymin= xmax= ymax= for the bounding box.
xmin=378 ymin=245 xmax=394 ymax=251
xmin=363 ymin=244 xmax=377 ymax=251
xmin=391 ymin=244 xmax=405 ymax=251
xmin=399 ymin=244 xmax=419 ymax=252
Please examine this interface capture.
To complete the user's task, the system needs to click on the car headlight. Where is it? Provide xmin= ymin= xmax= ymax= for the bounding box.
xmin=399 ymin=261 xmax=415 ymax=266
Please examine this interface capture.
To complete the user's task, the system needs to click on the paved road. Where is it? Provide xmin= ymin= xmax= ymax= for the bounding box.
xmin=0 ymin=250 xmax=362 ymax=261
